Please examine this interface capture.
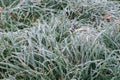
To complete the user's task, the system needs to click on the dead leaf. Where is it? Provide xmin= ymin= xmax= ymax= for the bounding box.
xmin=0 ymin=7 xmax=3 ymax=12
xmin=103 ymin=13 xmax=112 ymax=22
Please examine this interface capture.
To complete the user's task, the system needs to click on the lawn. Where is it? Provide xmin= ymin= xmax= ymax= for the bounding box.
xmin=0 ymin=0 xmax=120 ymax=80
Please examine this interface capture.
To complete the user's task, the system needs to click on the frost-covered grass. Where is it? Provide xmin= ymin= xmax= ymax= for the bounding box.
xmin=0 ymin=0 xmax=120 ymax=80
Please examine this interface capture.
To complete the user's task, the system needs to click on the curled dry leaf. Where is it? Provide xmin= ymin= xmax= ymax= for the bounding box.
xmin=103 ymin=13 xmax=112 ymax=22
xmin=0 ymin=7 xmax=3 ymax=12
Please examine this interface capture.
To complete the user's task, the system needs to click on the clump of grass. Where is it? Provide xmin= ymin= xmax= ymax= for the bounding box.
xmin=0 ymin=0 xmax=120 ymax=80
xmin=0 ymin=0 xmax=67 ymax=31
